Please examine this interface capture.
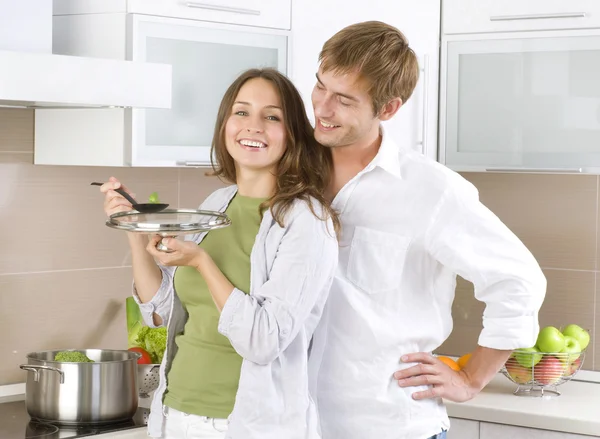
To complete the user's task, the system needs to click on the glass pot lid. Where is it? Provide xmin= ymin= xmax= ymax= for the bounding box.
xmin=106 ymin=209 xmax=231 ymax=236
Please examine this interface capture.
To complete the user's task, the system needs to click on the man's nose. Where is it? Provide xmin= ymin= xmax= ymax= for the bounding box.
xmin=315 ymin=94 xmax=335 ymax=118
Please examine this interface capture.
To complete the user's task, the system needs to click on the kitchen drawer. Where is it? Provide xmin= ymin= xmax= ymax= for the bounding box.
xmin=128 ymin=0 xmax=291 ymax=30
xmin=443 ymin=0 xmax=600 ymax=34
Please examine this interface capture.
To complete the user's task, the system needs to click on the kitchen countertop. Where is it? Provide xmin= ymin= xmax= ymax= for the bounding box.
xmin=445 ymin=372 xmax=600 ymax=436
xmin=3 ymin=373 xmax=600 ymax=438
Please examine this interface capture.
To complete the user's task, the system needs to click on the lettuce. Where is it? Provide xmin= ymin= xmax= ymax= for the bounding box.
xmin=126 ymin=297 xmax=167 ymax=364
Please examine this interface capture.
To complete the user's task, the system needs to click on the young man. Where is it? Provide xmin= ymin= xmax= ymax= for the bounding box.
xmin=307 ymin=21 xmax=546 ymax=439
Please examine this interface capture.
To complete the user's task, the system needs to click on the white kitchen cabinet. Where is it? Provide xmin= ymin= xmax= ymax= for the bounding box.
xmin=443 ymin=0 xmax=600 ymax=34
xmin=480 ymin=422 xmax=593 ymax=438
xmin=53 ymin=0 xmax=291 ymax=30
xmin=290 ymin=0 xmax=441 ymax=161
xmin=439 ymin=29 xmax=600 ymax=173
xmin=447 ymin=417 xmax=480 ymax=439
xmin=35 ymin=6 xmax=289 ymax=167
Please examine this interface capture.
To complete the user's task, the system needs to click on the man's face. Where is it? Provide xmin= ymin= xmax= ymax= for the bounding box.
xmin=311 ymin=67 xmax=378 ymax=149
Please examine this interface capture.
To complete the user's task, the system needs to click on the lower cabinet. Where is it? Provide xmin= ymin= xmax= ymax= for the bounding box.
xmin=479 ymin=422 xmax=596 ymax=438
xmin=447 ymin=418 xmax=479 ymax=439
xmin=447 ymin=418 xmax=597 ymax=439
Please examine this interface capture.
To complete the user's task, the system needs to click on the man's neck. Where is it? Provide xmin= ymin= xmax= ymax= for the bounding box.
xmin=328 ymin=125 xmax=382 ymax=199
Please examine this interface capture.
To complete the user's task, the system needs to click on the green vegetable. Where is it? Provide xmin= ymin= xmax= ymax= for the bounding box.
xmin=54 ymin=351 xmax=94 ymax=363
xmin=126 ymin=297 xmax=167 ymax=364
xmin=148 ymin=192 xmax=160 ymax=204
xmin=134 ymin=326 xmax=167 ymax=364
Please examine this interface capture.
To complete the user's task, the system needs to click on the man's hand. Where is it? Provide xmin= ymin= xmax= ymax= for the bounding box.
xmin=394 ymin=347 xmax=513 ymax=402
xmin=394 ymin=352 xmax=480 ymax=402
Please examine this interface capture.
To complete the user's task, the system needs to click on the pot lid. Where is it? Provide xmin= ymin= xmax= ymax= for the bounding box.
xmin=106 ymin=209 xmax=231 ymax=236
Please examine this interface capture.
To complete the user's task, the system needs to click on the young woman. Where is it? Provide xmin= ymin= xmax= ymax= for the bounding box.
xmin=98 ymin=68 xmax=339 ymax=439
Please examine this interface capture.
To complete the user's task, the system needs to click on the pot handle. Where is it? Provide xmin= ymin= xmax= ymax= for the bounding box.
xmin=19 ymin=365 xmax=65 ymax=384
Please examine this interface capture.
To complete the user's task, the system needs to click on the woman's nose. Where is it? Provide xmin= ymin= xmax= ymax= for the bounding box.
xmin=244 ymin=118 xmax=264 ymax=133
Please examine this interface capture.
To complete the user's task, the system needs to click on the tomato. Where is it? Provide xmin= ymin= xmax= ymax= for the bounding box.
xmin=129 ymin=347 xmax=153 ymax=364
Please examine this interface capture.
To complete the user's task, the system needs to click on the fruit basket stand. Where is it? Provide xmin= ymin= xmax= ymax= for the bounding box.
xmin=502 ymin=349 xmax=586 ymax=397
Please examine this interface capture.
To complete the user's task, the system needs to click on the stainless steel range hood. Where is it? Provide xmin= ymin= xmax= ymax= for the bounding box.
xmin=0 ymin=1 xmax=171 ymax=109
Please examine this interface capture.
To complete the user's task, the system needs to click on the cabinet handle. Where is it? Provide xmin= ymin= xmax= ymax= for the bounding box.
xmin=490 ymin=12 xmax=586 ymax=22
xmin=184 ymin=2 xmax=261 ymax=16
xmin=177 ymin=161 xmax=211 ymax=167
xmin=485 ymin=167 xmax=583 ymax=173
xmin=417 ymin=54 xmax=430 ymax=155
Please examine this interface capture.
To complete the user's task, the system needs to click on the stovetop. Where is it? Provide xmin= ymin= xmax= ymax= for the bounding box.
xmin=0 ymin=400 xmax=149 ymax=439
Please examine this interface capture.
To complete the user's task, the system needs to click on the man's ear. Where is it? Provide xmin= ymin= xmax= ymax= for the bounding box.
xmin=378 ymin=98 xmax=403 ymax=121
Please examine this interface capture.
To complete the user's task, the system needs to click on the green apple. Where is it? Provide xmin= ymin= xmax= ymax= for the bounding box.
xmin=536 ymin=326 xmax=565 ymax=353
xmin=513 ymin=347 xmax=542 ymax=368
xmin=561 ymin=324 xmax=590 ymax=351
xmin=560 ymin=335 xmax=582 ymax=363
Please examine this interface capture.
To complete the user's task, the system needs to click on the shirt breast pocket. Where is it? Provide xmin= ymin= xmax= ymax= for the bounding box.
xmin=347 ymin=227 xmax=411 ymax=295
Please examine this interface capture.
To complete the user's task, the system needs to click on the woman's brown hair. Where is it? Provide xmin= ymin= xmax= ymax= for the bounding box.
xmin=210 ymin=68 xmax=340 ymax=236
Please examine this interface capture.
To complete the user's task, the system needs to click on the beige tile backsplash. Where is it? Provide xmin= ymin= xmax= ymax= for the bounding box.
xmin=0 ymin=109 xmax=226 ymax=384
xmin=438 ymin=173 xmax=599 ymax=370
xmin=0 ymin=108 xmax=598 ymax=385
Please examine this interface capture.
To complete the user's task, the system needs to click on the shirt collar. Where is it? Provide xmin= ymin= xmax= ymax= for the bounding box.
xmin=370 ymin=125 xmax=403 ymax=179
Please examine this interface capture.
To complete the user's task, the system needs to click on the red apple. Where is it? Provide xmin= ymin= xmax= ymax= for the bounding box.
xmin=533 ymin=355 xmax=565 ymax=385
xmin=506 ymin=361 xmax=533 ymax=384
xmin=565 ymin=357 xmax=582 ymax=377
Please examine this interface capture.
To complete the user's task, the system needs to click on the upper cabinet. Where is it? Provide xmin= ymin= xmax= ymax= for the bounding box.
xmin=54 ymin=0 xmax=291 ymax=30
xmin=443 ymin=0 xmax=600 ymax=34
xmin=291 ymin=0 xmax=441 ymax=162
xmin=36 ymin=1 xmax=290 ymax=167
xmin=440 ymin=0 xmax=600 ymax=173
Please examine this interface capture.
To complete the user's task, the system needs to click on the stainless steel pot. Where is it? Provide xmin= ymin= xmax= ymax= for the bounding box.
xmin=19 ymin=349 xmax=140 ymax=425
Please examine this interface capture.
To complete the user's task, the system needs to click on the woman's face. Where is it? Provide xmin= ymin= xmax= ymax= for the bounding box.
xmin=225 ymin=78 xmax=287 ymax=174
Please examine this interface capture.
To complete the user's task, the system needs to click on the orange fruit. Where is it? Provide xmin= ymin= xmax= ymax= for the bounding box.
xmin=457 ymin=353 xmax=472 ymax=369
xmin=437 ymin=356 xmax=461 ymax=371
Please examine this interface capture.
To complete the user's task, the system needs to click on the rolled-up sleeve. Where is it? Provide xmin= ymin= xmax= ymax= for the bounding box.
xmin=425 ymin=177 xmax=547 ymax=350
xmin=218 ymin=204 xmax=338 ymax=365
xmin=132 ymin=265 xmax=175 ymax=328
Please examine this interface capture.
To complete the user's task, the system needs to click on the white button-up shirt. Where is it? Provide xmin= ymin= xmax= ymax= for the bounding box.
xmin=308 ymin=128 xmax=546 ymax=439
xmin=135 ymin=186 xmax=338 ymax=439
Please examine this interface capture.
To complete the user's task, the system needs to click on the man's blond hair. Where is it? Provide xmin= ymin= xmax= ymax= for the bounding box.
xmin=319 ymin=21 xmax=419 ymax=115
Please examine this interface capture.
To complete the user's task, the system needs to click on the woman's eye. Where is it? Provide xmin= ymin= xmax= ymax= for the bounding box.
xmin=234 ymin=110 xmax=248 ymax=116
xmin=266 ymin=115 xmax=281 ymax=121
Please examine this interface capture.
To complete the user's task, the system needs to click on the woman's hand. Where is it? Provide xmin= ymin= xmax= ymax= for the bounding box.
xmin=98 ymin=176 xmax=135 ymax=217
xmin=146 ymin=236 xmax=205 ymax=269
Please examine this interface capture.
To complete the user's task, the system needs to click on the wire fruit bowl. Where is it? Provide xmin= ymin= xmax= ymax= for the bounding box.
xmin=501 ymin=349 xmax=585 ymax=397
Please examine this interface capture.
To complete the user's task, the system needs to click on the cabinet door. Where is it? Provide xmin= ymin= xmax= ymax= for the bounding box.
xmin=480 ymin=422 xmax=592 ymax=438
xmin=440 ymin=30 xmax=600 ymax=173
xmin=448 ymin=418 xmax=480 ymax=439
xmin=443 ymin=0 xmax=600 ymax=35
xmin=128 ymin=0 xmax=291 ymax=30
xmin=290 ymin=0 xmax=441 ymax=161
xmin=130 ymin=15 xmax=288 ymax=166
